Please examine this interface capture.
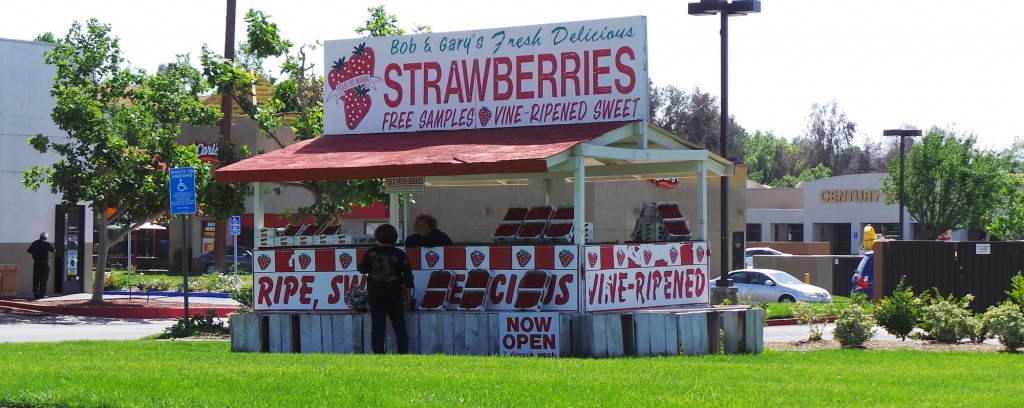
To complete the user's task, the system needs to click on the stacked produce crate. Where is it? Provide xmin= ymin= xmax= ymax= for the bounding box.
xmin=630 ymin=202 xmax=692 ymax=242
xmin=492 ymin=207 xmax=527 ymax=243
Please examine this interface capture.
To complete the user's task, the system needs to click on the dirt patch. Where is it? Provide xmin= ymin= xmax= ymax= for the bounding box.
xmin=766 ymin=339 xmax=1009 ymax=353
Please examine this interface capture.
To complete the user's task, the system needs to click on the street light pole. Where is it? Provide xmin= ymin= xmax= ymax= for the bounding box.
xmin=883 ymin=129 xmax=922 ymax=240
xmin=689 ymin=0 xmax=760 ymax=286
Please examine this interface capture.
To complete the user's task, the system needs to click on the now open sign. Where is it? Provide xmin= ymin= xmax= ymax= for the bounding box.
xmin=499 ymin=313 xmax=560 ymax=357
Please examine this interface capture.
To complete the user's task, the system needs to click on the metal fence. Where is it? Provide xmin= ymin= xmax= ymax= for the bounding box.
xmin=879 ymin=241 xmax=1024 ymax=312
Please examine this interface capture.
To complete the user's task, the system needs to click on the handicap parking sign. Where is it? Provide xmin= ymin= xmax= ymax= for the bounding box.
xmin=169 ymin=167 xmax=196 ymax=215
xmin=230 ymin=215 xmax=241 ymax=236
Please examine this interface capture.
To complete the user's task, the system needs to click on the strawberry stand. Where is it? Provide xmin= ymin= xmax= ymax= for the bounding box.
xmin=218 ymin=16 xmax=763 ymax=357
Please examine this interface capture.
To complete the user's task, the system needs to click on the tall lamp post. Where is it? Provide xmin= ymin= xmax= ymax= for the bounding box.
xmin=883 ymin=129 xmax=922 ymax=240
xmin=688 ymin=0 xmax=760 ymax=286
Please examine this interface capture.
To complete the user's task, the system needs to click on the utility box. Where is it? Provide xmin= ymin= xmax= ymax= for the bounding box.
xmin=0 ymin=264 xmax=19 ymax=298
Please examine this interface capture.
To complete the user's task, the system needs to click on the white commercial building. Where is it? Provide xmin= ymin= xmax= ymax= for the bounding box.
xmin=745 ymin=172 xmax=964 ymax=255
xmin=1 ymin=38 xmax=93 ymax=297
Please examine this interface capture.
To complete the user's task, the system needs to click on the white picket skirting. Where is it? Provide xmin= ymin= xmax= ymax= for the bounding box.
xmin=230 ymin=307 xmax=764 ymax=357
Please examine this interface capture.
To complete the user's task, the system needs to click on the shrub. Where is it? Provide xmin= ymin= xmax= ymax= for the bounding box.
xmin=230 ymin=285 xmax=253 ymax=314
xmin=982 ymin=272 xmax=1024 ymax=351
xmin=849 ymin=291 xmax=869 ymax=306
xmin=873 ymin=277 xmax=920 ymax=340
xmin=984 ymin=303 xmax=1024 ymax=351
xmin=135 ymin=277 xmax=175 ymax=293
xmin=792 ymin=302 xmax=833 ymax=341
xmin=1006 ymin=272 xmax=1024 ymax=307
xmin=103 ymin=273 xmax=128 ymax=291
xmin=833 ymin=303 xmax=876 ymax=348
xmin=919 ymin=294 xmax=976 ymax=344
xmin=190 ymin=273 xmax=241 ymax=293
xmin=159 ymin=310 xmax=228 ymax=339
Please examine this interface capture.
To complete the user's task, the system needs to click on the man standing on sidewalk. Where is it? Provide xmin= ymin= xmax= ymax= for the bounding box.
xmin=26 ymin=232 xmax=55 ymax=300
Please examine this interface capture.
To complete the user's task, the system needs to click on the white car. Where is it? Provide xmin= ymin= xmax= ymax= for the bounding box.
xmin=713 ymin=268 xmax=832 ymax=303
xmin=744 ymin=247 xmax=788 ymax=268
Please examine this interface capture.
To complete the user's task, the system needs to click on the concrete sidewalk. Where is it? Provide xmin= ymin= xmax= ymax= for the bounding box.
xmin=0 ymin=292 xmax=240 ymax=319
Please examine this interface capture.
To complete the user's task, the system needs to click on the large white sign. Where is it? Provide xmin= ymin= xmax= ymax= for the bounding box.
xmin=499 ymin=313 xmax=560 ymax=357
xmin=323 ymin=16 xmax=648 ymax=134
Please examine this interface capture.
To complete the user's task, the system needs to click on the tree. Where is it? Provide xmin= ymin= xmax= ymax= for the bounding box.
xmin=771 ymin=163 xmax=833 ymax=188
xmin=881 ymin=127 xmax=1005 ymax=239
xmin=33 ymin=32 xmax=58 ymax=43
xmin=23 ymin=19 xmax=220 ymax=301
xmin=356 ymin=5 xmax=430 ymax=37
xmin=743 ymin=130 xmax=800 ymax=186
xmin=649 ymin=83 xmax=746 ymax=159
xmin=831 ymin=137 xmax=896 ymax=176
xmin=199 ymin=8 xmax=410 ymax=224
xmin=987 ymin=174 xmax=1024 ymax=240
xmin=987 ymin=138 xmax=1024 ymax=240
xmin=795 ymin=100 xmax=857 ymax=170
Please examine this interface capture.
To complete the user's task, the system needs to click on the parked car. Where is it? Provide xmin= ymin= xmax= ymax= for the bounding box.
xmin=196 ymin=246 xmax=254 ymax=274
xmin=851 ymin=251 xmax=874 ymax=297
xmin=744 ymin=247 xmax=789 ymax=268
xmin=713 ymin=268 xmax=832 ymax=303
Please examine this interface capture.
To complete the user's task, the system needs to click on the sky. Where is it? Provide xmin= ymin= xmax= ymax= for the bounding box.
xmin=2 ymin=0 xmax=1021 ymax=151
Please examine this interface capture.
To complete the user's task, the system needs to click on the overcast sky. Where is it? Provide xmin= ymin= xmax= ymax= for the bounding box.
xmin=2 ymin=0 xmax=1020 ymax=150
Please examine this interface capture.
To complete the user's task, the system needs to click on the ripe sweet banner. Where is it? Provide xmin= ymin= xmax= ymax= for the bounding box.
xmin=251 ymin=242 xmax=708 ymax=313
xmin=323 ymin=16 xmax=648 ymax=134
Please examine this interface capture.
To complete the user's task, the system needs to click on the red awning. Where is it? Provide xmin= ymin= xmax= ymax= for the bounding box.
xmin=215 ymin=121 xmax=632 ymax=183
xmin=238 ymin=202 xmax=389 ymax=228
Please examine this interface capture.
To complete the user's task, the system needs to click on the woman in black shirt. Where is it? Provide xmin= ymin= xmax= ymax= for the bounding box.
xmin=404 ymin=214 xmax=453 ymax=248
xmin=358 ymin=224 xmax=414 ymax=354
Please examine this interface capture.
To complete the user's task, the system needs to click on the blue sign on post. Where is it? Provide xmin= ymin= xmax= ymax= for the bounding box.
xmin=229 ymin=215 xmax=241 ymax=236
xmin=169 ymin=167 xmax=197 ymax=215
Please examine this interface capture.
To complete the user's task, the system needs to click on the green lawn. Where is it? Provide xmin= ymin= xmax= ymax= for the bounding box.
xmin=760 ymin=295 xmax=867 ymax=319
xmin=0 ymin=341 xmax=1020 ymax=407
xmin=104 ymin=269 xmax=253 ymax=293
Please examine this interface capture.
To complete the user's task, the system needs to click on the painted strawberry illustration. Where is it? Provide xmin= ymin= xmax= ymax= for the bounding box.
xmin=615 ymin=249 xmax=626 ymax=265
xmin=669 ymin=247 xmax=679 ymax=263
xmin=643 ymin=249 xmax=653 ymax=265
xmin=587 ymin=252 xmax=598 ymax=268
xmin=348 ymin=42 xmax=375 ymax=76
xmin=327 ymin=56 xmax=349 ymax=91
xmin=558 ymin=249 xmax=574 ymax=267
xmin=257 ymin=254 xmax=272 ymax=270
xmin=425 ymin=250 xmax=440 ymax=268
xmin=516 ymin=249 xmax=532 ymax=267
xmin=696 ymin=246 xmax=705 ymax=263
xmin=470 ymin=250 xmax=485 ymax=268
xmin=342 ymin=86 xmax=372 ymax=130
xmin=327 ymin=43 xmax=377 ymax=91
xmin=339 ymin=252 xmax=353 ymax=269
xmin=478 ymin=106 xmax=492 ymax=126
xmin=298 ymin=253 xmax=312 ymax=269
xmin=326 ymin=42 xmax=377 ymax=129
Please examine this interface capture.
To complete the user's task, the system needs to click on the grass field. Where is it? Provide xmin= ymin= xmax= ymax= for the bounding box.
xmin=763 ymin=295 xmax=864 ymax=319
xmin=0 ymin=341 xmax=1020 ymax=407
xmin=104 ymin=269 xmax=253 ymax=293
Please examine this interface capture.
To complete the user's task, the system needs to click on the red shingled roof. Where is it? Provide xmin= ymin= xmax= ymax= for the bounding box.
xmin=215 ymin=121 xmax=632 ymax=183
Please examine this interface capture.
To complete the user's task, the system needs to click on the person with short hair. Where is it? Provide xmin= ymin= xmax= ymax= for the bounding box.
xmin=404 ymin=214 xmax=453 ymax=248
xmin=358 ymin=224 xmax=414 ymax=354
xmin=26 ymin=232 xmax=55 ymax=300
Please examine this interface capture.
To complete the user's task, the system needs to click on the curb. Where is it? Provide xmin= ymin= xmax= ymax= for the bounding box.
xmin=0 ymin=299 xmax=237 ymax=319
xmin=103 ymin=291 xmax=230 ymax=298
xmin=765 ymin=316 xmax=837 ymax=326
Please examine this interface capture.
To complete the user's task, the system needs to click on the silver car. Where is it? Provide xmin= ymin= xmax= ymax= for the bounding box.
xmin=744 ymin=247 xmax=788 ymax=268
xmin=715 ymin=268 xmax=832 ymax=303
